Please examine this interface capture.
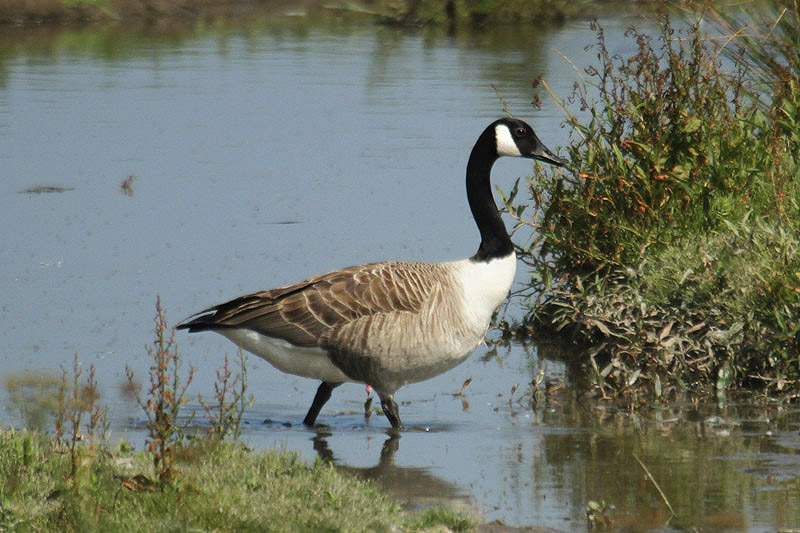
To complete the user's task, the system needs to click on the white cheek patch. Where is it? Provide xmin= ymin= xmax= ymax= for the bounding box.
xmin=495 ymin=124 xmax=522 ymax=157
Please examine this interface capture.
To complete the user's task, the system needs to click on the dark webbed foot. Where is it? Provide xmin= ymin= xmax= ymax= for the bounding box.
xmin=379 ymin=394 xmax=404 ymax=431
xmin=303 ymin=381 xmax=342 ymax=426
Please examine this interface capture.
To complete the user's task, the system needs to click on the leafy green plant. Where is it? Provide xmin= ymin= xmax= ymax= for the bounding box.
xmin=539 ymin=17 xmax=767 ymax=277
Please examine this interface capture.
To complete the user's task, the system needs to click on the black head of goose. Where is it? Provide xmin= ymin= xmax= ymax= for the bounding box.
xmin=177 ymin=117 xmax=565 ymax=430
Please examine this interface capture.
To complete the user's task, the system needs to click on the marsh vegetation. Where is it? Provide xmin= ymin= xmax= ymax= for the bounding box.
xmin=502 ymin=1 xmax=800 ymax=403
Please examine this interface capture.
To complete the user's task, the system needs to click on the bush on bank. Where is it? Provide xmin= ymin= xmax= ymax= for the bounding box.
xmin=506 ymin=4 xmax=800 ymax=402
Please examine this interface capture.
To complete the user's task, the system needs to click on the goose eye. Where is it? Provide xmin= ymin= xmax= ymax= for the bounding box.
xmin=515 ymin=127 xmax=527 ymax=137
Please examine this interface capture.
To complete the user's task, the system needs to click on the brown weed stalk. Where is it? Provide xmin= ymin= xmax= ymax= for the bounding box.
xmin=125 ymin=296 xmax=194 ymax=484
xmin=54 ymin=353 xmax=109 ymax=483
xmin=198 ymin=349 xmax=253 ymax=441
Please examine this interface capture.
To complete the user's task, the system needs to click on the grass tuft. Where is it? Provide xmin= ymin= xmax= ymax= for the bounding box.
xmin=409 ymin=506 xmax=475 ymax=532
xmin=0 ymin=428 xmax=474 ymax=532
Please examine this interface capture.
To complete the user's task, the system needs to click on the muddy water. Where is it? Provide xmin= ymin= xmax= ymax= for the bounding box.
xmin=1 ymin=10 xmax=799 ymax=531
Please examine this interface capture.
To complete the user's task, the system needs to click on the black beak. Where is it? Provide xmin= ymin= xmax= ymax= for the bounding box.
xmin=533 ymin=143 xmax=567 ymax=167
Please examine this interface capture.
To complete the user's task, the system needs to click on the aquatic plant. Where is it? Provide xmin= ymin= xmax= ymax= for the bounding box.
xmin=505 ymin=7 xmax=800 ymax=401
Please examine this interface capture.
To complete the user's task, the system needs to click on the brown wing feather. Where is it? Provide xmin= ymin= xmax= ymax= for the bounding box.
xmin=176 ymin=261 xmax=441 ymax=348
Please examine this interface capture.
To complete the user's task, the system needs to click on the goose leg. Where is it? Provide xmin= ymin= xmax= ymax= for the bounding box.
xmin=303 ymin=382 xmax=341 ymax=426
xmin=379 ymin=394 xmax=404 ymax=431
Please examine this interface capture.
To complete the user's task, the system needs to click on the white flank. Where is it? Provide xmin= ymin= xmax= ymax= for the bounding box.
xmin=219 ymin=329 xmax=353 ymax=383
xmin=494 ymin=124 xmax=522 ymax=157
xmin=451 ymin=252 xmax=517 ymax=333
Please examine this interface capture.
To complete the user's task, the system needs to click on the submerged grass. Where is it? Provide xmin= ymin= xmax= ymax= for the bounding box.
xmin=504 ymin=3 xmax=800 ymax=402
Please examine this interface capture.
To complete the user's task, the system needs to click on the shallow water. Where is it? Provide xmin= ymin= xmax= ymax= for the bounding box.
xmin=2 ymin=9 xmax=799 ymax=531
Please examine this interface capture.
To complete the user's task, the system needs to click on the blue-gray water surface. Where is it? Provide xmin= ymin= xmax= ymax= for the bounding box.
xmin=2 ymin=10 xmax=799 ymax=531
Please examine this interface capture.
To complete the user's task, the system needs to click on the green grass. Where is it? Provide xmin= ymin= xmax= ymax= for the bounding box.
xmin=503 ymin=4 xmax=800 ymax=401
xmin=0 ymin=428 xmax=472 ymax=532
xmin=409 ymin=506 xmax=475 ymax=532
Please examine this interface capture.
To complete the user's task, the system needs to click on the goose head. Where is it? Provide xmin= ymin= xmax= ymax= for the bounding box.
xmin=466 ymin=117 xmax=565 ymax=261
xmin=492 ymin=117 xmax=566 ymax=167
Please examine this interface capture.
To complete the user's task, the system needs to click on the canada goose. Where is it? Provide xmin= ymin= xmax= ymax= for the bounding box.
xmin=176 ymin=118 xmax=565 ymax=430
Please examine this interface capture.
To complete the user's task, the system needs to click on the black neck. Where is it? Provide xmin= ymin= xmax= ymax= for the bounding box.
xmin=467 ymin=128 xmax=513 ymax=262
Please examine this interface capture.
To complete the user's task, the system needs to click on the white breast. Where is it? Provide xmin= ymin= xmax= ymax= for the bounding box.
xmin=450 ymin=253 xmax=517 ymax=334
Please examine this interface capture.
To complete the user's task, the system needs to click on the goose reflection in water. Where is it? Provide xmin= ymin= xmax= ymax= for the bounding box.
xmin=311 ymin=430 xmax=477 ymax=513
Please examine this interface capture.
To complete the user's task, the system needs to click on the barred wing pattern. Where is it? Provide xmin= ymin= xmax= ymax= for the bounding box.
xmin=180 ymin=261 xmax=442 ymax=349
